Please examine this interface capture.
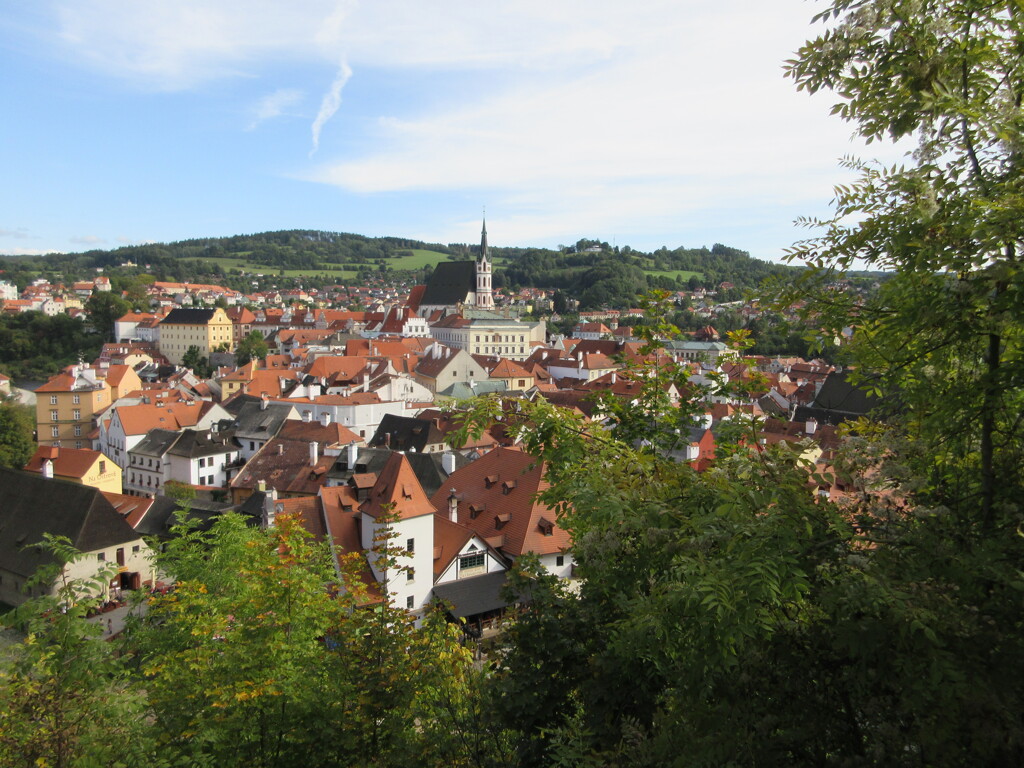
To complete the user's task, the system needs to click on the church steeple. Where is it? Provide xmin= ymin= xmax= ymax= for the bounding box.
xmin=475 ymin=213 xmax=494 ymax=309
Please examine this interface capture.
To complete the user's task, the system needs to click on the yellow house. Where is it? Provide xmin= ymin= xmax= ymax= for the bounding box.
xmin=24 ymin=445 xmax=124 ymax=494
xmin=158 ymin=307 xmax=233 ymax=365
xmin=36 ymin=366 xmax=112 ymax=449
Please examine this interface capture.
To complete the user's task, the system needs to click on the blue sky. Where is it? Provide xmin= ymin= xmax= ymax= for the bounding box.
xmin=0 ymin=1 xmax=900 ymax=261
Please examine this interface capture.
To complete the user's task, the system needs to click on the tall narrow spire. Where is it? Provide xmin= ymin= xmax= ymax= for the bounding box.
xmin=480 ymin=213 xmax=489 ymax=263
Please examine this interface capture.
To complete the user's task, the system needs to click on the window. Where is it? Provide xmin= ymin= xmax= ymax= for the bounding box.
xmin=556 ymin=555 xmax=565 ymax=567
xmin=460 ymin=553 xmax=485 ymax=572
xmin=73 ymin=394 xmax=80 ymax=404
xmin=74 ymin=426 xmax=82 ymax=437
xmin=406 ymin=568 xmax=414 ymax=582
xmin=250 ymin=441 xmax=255 ymax=450
xmin=50 ymin=395 xmax=57 ymax=405
xmin=132 ymin=545 xmax=141 ymax=554
xmin=51 ymin=410 xmax=58 ymax=421
xmin=99 ymin=460 xmax=106 ymax=474
xmin=74 ymin=441 xmax=82 ymax=449
xmin=51 ymin=426 xmax=59 ymax=438
xmin=406 ymin=596 xmax=414 ymax=610
xmin=198 ymin=457 xmax=206 ymax=468
xmin=73 ymin=409 xmax=80 ymax=420
xmin=406 ymin=538 xmax=415 ymax=553
xmin=97 ymin=552 xmax=106 ymax=562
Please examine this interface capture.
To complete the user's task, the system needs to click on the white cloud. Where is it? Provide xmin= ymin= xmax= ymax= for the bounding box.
xmin=310 ymin=59 xmax=352 ymax=155
xmin=0 ymin=227 xmax=33 ymax=240
xmin=248 ymin=88 xmax=305 ymax=130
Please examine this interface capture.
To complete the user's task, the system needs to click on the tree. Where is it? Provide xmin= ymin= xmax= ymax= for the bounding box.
xmin=783 ymin=0 xmax=1024 ymax=523
xmin=180 ymin=345 xmax=210 ymax=377
xmin=85 ymin=291 xmax=132 ymax=342
xmin=235 ymin=330 xmax=269 ymax=366
xmin=0 ymin=400 xmax=35 ymax=468
xmin=0 ymin=536 xmax=157 ymax=767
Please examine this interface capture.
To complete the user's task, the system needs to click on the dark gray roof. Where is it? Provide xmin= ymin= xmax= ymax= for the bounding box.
xmin=230 ymin=400 xmax=293 ymax=440
xmin=132 ymin=428 xmax=182 ymax=457
xmin=167 ymin=428 xmax=238 ymax=459
xmin=368 ymin=414 xmax=445 ymax=453
xmin=419 ymin=261 xmax=475 ymax=307
xmin=327 ymin=447 xmax=467 ymax=497
xmin=794 ymin=370 xmax=880 ymax=426
xmin=131 ymin=496 xmax=260 ymax=539
xmin=0 ymin=468 xmax=141 ymax=579
xmin=431 ymin=570 xmax=511 ymax=618
xmin=162 ymin=308 xmax=219 ymax=325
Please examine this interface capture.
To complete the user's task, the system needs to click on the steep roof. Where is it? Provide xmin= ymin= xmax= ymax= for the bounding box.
xmin=419 ymin=261 xmax=476 ymax=307
xmin=429 ymin=446 xmax=569 ymax=557
xmin=360 ymin=452 xmax=437 ymax=521
xmin=0 ymin=468 xmax=141 ymax=579
xmin=161 ymin=308 xmax=220 ymax=325
xmin=24 ymin=446 xmax=105 ymax=480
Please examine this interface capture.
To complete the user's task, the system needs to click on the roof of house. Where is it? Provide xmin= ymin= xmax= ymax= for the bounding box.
xmin=418 ymin=261 xmax=476 ymax=307
xmin=161 ymin=308 xmax=221 ymax=325
xmin=24 ymin=445 xmax=105 ymax=480
xmin=359 ymin=452 xmax=437 ymax=521
xmin=429 ymin=446 xmax=569 ymax=557
xmin=0 ymin=468 xmax=141 ymax=579
xmin=230 ymin=439 xmax=334 ymax=496
xmin=431 ymin=570 xmax=512 ymax=618
xmin=368 ymin=413 xmax=446 ymax=453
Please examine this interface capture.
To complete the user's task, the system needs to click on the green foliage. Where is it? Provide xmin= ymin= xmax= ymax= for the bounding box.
xmin=235 ymin=330 xmax=269 ymax=366
xmin=85 ymin=291 xmax=132 ymax=342
xmin=180 ymin=345 xmax=211 ymax=378
xmin=0 ymin=400 xmax=35 ymax=469
xmin=0 ymin=535 xmax=158 ymax=768
xmin=0 ymin=312 xmax=104 ymax=381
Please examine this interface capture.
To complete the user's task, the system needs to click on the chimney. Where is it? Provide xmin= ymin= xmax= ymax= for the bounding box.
xmin=610 ymin=372 xmax=616 ymax=384
xmin=805 ymin=418 xmax=818 ymax=436
xmin=442 ymin=450 xmax=457 ymax=475
xmin=260 ymin=394 xmax=268 ymax=411
xmin=262 ymin=488 xmax=279 ymax=529
xmin=685 ymin=444 xmax=699 ymax=462
xmin=320 ymin=412 xmax=332 ymax=427
xmin=277 ymin=443 xmax=285 ymax=455
xmin=41 ymin=458 xmax=54 ymax=479
xmin=448 ymin=489 xmax=458 ymax=522
xmin=347 ymin=440 xmax=358 ymax=470
xmin=302 ymin=410 xmax=311 ymax=423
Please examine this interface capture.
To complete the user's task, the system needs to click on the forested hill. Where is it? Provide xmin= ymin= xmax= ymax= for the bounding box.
xmin=1 ymin=230 xmax=794 ymax=308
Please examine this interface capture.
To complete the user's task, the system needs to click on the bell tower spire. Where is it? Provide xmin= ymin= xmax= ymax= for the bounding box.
xmin=475 ymin=210 xmax=494 ymax=309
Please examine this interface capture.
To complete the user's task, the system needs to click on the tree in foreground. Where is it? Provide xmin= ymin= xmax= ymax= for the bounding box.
xmin=234 ymin=330 xmax=269 ymax=366
xmin=452 ymin=1 xmax=1024 ymax=764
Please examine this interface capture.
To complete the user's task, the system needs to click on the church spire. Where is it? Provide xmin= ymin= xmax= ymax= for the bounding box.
xmin=475 ymin=211 xmax=494 ymax=309
xmin=480 ymin=213 xmax=489 ymax=263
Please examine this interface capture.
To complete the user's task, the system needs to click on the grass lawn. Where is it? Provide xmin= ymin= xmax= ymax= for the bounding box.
xmin=185 ymin=256 xmax=360 ymax=280
xmin=644 ymin=269 xmax=704 ymax=281
xmin=388 ymin=249 xmax=456 ymax=270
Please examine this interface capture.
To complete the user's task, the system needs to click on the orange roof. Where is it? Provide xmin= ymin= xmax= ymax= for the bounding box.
xmin=429 ymin=446 xmax=569 ymax=557
xmin=360 ymin=452 xmax=436 ymax=521
xmin=115 ymin=401 xmax=206 ymax=436
xmin=24 ymin=445 xmax=105 ymax=480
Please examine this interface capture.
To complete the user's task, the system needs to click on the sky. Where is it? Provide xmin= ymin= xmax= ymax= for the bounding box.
xmin=0 ymin=1 xmax=904 ymax=262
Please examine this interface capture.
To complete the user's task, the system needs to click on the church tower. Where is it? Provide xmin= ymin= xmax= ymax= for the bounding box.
xmin=475 ymin=216 xmax=495 ymax=309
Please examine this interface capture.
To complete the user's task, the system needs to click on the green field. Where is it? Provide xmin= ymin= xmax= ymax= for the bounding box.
xmin=644 ymin=269 xmax=704 ymax=281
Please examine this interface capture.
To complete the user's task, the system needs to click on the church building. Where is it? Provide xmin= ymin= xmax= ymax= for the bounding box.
xmin=414 ymin=217 xmax=495 ymax=318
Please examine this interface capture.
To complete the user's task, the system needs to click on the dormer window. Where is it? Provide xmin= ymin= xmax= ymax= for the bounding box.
xmin=502 ymin=480 xmax=516 ymax=495
xmin=484 ymin=474 xmax=498 ymax=488
xmin=494 ymin=513 xmax=510 ymax=529
xmin=538 ymin=517 xmax=554 ymax=536
xmin=469 ymin=503 xmax=485 ymax=519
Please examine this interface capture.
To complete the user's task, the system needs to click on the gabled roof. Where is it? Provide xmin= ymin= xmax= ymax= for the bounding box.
xmin=24 ymin=446 xmax=105 ymax=480
xmin=360 ymin=452 xmax=436 ymax=521
xmin=161 ymin=308 xmax=220 ymax=325
xmin=368 ymin=413 xmax=446 ymax=453
xmin=419 ymin=261 xmax=476 ymax=307
xmin=0 ymin=468 xmax=141 ymax=579
xmin=429 ymin=446 xmax=569 ymax=557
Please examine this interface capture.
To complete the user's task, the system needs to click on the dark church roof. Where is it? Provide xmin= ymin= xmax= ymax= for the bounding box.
xmin=0 ymin=467 xmax=141 ymax=579
xmin=161 ymin=308 xmax=219 ymax=325
xmin=432 ymin=570 xmax=511 ymax=618
xmin=793 ymin=370 xmax=880 ymax=426
xmin=419 ymin=261 xmax=476 ymax=308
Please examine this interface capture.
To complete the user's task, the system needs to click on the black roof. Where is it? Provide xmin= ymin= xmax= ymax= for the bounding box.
xmin=167 ymin=428 xmax=238 ymax=459
xmin=794 ymin=370 xmax=880 ymax=426
xmin=431 ymin=570 xmax=511 ymax=618
xmin=419 ymin=261 xmax=475 ymax=307
xmin=132 ymin=495 xmax=262 ymax=539
xmin=0 ymin=468 xmax=141 ymax=579
xmin=162 ymin=308 xmax=220 ymax=325
xmin=229 ymin=400 xmax=293 ymax=440
xmin=368 ymin=414 xmax=444 ymax=453
xmin=327 ymin=447 xmax=467 ymax=497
